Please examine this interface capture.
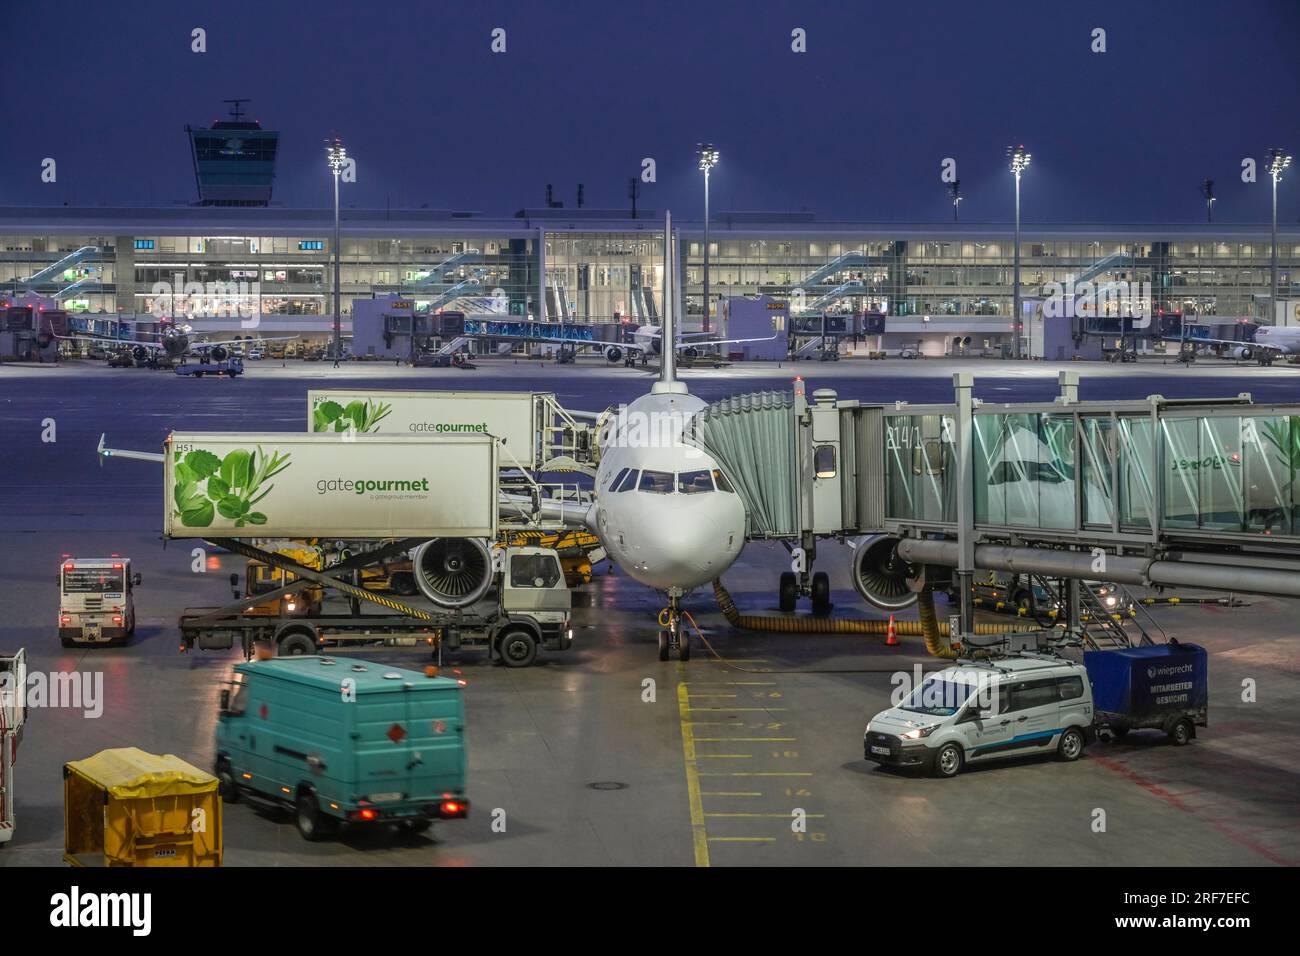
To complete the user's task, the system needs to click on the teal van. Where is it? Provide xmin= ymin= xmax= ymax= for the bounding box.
xmin=214 ymin=656 xmax=469 ymax=840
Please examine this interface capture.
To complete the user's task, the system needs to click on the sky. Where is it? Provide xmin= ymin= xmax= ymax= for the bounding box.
xmin=1 ymin=0 xmax=1297 ymax=224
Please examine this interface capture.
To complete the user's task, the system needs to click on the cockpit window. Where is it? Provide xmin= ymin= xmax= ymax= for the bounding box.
xmin=638 ymin=470 xmax=675 ymax=494
xmin=608 ymin=467 xmax=629 ymax=492
xmin=614 ymin=469 xmax=639 ymax=492
xmin=677 ymin=470 xmax=715 ymax=494
xmin=711 ymin=469 xmax=736 ymax=493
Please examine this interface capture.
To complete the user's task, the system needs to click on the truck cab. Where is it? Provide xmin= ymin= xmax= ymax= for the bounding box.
xmin=59 ymin=557 xmax=141 ymax=646
xmin=492 ymin=546 xmax=573 ymax=666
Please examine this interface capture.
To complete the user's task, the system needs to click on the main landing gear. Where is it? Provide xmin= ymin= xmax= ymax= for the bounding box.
xmin=778 ymin=545 xmax=832 ymax=615
xmin=658 ymin=597 xmax=690 ymax=662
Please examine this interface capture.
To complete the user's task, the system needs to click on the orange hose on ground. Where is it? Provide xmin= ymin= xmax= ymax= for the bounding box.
xmin=711 ymin=578 xmax=1036 ymax=657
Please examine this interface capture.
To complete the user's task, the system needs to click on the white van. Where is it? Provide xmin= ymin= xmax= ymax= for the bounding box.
xmin=864 ymin=655 xmax=1094 ymax=778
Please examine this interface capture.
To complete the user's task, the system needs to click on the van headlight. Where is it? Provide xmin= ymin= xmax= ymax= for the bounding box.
xmin=901 ymin=725 xmax=938 ymax=740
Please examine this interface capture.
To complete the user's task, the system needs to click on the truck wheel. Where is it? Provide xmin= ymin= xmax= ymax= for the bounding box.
xmin=1168 ymin=718 xmax=1194 ymax=746
xmin=934 ymin=742 xmax=963 ymax=778
xmin=1056 ymin=727 xmax=1085 ymax=762
xmin=498 ymin=629 xmax=538 ymax=668
xmin=296 ymin=790 xmax=327 ymax=837
xmin=810 ymin=572 xmax=831 ymax=615
xmin=778 ymin=572 xmax=798 ymax=612
xmin=216 ymin=760 xmax=240 ymax=804
xmin=277 ymin=631 xmax=316 ymax=656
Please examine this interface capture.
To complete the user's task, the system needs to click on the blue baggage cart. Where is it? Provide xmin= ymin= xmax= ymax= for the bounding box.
xmin=1083 ymin=641 xmax=1207 ymax=745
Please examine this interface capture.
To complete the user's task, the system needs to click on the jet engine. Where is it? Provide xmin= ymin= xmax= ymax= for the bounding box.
xmin=681 ymin=345 xmax=698 ymax=359
xmin=1230 ymin=345 xmax=1253 ymax=361
xmin=850 ymin=535 xmax=924 ymax=611
xmin=412 ymin=537 xmax=493 ymax=608
xmin=132 ymin=345 xmax=150 ymax=362
xmin=605 ymin=345 xmax=623 ymax=364
xmin=209 ymin=345 xmax=229 ymax=362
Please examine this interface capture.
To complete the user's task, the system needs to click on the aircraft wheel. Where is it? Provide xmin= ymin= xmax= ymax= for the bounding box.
xmin=810 ymin=572 xmax=832 ymax=615
xmin=657 ymin=630 xmax=670 ymax=661
xmin=677 ymin=632 xmax=691 ymax=662
xmin=778 ymin=572 xmax=798 ymax=612
xmin=193 ymin=371 xmax=205 ymax=378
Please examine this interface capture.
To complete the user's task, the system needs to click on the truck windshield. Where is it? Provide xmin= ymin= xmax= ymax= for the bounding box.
xmin=510 ymin=554 xmax=562 ymax=588
xmin=900 ymin=676 xmax=981 ymax=717
xmin=63 ymin=569 xmax=124 ymax=592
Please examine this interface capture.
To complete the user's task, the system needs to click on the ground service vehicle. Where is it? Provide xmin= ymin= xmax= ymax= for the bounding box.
xmin=175 ymin=356 xmax=243 ymax=378
xmin=0 ymin=648 xmax=26 ymax=846
xmin=58 ymin=557 xmax=141 ymax=646
xmin=215 ymin=656 xmax=468 ymax=840
xmin=865 ymin=655 xmax=1095 ymax=778
xmin=181 ymin=545 xmax=572 ymax=666
xmin=63 ymin=747 xmax=223 ymax=866
xmin=1085 ymin=641 xmax=1208 ymax=745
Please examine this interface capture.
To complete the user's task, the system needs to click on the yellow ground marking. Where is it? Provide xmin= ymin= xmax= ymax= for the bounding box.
xmin=698 ymin=771 xmax=814 ymax=777
xmin=697 ymin=754 xmax=754 ymax=759
xmin=695 ymin=737 xmax=796 ymax=742
xmin=677 ymin=682 xmax=709 ymax=868
xmin=707 ymin=836 xmax=776 ymax=843
xmin=680 ymin=707 xmax=788 ymax=712
xmin=705 ymin=812 xmax=826 ymax=819
xmin=700 ymin=791 xmax=763 ymax=797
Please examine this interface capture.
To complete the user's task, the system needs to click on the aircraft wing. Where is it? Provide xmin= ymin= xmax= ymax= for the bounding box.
xmin=673 ymin=333 xmax=780 ymax=349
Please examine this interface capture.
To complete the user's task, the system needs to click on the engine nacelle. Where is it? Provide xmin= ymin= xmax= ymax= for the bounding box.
xmin=1231 ymin=345 xmax=1253 ymax=361
xmin=850 ymin=535 xmax=924 ymax=611
xmin=209 ymin=345 xmax=229 ymax=362
xmin=412 ymin=537 xmax=493 ymax=608
xmin=681 ymin=345 xmax=698 ymax=359
xmin=605 ymin=345 xmax=623 ymax=364
xmin=132 ymin=345 xmax=150 ymax=362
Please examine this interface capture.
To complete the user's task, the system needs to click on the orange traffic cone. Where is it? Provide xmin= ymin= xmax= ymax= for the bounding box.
xmin=884 ymin=614 xmax=899 ymax=646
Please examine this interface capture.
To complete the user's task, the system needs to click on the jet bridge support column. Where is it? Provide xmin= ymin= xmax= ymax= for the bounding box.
xmin=1057 ymin=370 xmax=1081 ymax=636
xmin=954 ymin=372 xmax=976 ymax=643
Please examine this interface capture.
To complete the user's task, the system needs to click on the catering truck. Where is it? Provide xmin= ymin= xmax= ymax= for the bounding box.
xmin=215 ymin=656 xmax=468 ymax=840
xmin=306 ymin=389 xmax=593 ymax=471
xmin=58 ymin=557 xmax=142 ymax=646
xmin=180 ymin=544 xmax=573 ymax=666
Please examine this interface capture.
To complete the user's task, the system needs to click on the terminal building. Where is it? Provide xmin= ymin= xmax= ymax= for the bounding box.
xmin=0 ymin=203 xmax=1296 ymax=358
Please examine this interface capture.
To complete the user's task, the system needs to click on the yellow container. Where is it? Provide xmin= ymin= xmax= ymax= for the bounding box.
xmin=63 ymin=747 xmax=222 ymax=867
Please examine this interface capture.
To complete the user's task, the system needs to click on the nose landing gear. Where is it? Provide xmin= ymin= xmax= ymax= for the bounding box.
xmin=778 ymin=545 xmax=833 ymax=615
xmin=658 ymin=599 xmax=690 ymax=662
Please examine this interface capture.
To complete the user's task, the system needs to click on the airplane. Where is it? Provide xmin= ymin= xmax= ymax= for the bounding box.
xmin=600 ymin=323 xmax=780 ymax=367
xmin=63 ymin=322 xmax=298 ymax=367
xmin=1168 ymin=325 xmax=1300 ymax=366
xmin=583 ymin=212 xmax=748 ymax=660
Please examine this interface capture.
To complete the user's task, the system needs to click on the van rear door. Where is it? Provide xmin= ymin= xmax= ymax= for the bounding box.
xmin=401 ymin=685 xmax=466 ymax=803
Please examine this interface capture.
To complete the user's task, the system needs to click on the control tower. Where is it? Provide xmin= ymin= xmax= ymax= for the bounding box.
xmin=185 ymin=99 xmax=279 ymax=206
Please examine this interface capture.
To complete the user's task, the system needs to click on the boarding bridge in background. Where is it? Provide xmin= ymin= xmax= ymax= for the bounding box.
xmin=687 ymin=373 xmax=1300 ymax=642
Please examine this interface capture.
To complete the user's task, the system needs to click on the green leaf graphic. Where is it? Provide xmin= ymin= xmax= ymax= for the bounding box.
xmin=220 ymin=449 xmax=253 ymax=490
xmin=181 ymin=500 xmax=214 ymax=527
xmin=206 ymin=476 xmax=230 ymax=500
xmin=185 ymin=449 xmax=221 ymax=480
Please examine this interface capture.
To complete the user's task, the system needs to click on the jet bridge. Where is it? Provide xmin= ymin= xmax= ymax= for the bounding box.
xmin=686 ymin=373 xmax=1300 ymax=645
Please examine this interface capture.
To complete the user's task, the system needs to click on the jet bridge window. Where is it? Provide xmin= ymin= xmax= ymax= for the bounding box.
xmin=638 ymin=470 xmax=675 ymax=494
xmin=677 ymin=470 xmax=715 ymax=494
xmin=814 ymin=445 xmax=837 ymax=479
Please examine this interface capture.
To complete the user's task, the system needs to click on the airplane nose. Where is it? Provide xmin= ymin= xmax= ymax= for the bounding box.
xmin=628 ymin=497 xmax=744 ymax=589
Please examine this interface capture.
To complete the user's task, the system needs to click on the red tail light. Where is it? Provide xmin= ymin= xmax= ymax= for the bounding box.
xmin=61 ymin=615 xmax=72 ymax=624
xmin=112 ymin=615 xmax=123 ymax=624
xmin=352 ymin=808 xmax=379 ymax=822
xmin=64 ymin=563 xmax=74 ymax=572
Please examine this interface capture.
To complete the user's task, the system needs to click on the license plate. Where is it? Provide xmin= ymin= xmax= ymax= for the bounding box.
xmin=369 ymin=792 xmax=402 ymax=803
xmin=870 ymin=745 xmax=891 ymax=756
